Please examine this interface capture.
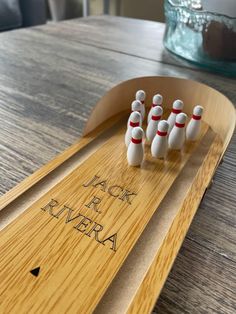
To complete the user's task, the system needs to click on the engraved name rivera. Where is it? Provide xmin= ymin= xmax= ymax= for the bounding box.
xmin=41 ymin=175 xmax=137 ymax=252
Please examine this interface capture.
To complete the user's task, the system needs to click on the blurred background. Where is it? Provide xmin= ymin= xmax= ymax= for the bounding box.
xmin=0 ymin=0 xmax=165 ymax=31
xmin=1 ymin=0 xmax=235 ymax=75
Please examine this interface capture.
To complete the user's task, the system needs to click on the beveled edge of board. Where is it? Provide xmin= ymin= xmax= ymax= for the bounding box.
xmin=127 ymin=134 xmax=223 ymax=314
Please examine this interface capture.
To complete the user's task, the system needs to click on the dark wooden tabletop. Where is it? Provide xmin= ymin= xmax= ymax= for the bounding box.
xmin=0 ymin=15 xmax=235 ymax=313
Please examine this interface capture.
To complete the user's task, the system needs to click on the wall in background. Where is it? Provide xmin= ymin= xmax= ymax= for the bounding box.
xmin=48 ymin=0 xmax=165 ymax=22
xmin=120 ymin=0 xmax=165 ymax=22
xmin=90 ymin=0 xmax=165 ymax=22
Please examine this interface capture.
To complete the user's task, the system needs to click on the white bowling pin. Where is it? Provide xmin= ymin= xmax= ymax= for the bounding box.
xmin=167 ymin=100 xmax=184 ymax=133
xmin=125 ymin=111 xmax=141 ymax=147
xmin=151 ymin=120 xmax=169 ymax=159
xmin=135 ymin=90 xmax=146 ymax=119
xmin=146 ymin=106 xmax=163 ymax=142
xmin=147 ymin=94 xmax=163 ymax=123
xmin=127 ymin=127 xmax=144 ymax=166
xmin=168 ymin=113 xmax=187 ymax=150
xmin=127 ymin=100 xmax=142 ymax=127
xmin=186 ymin=105 xmax=203 ymax=141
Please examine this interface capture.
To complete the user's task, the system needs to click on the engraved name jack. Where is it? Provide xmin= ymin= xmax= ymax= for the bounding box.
xmin=41 ymin=175 xmax=137 ymax=252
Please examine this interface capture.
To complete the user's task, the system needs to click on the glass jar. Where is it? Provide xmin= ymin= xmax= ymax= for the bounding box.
xmin=164 ymin=0 xmax=236 ymax=76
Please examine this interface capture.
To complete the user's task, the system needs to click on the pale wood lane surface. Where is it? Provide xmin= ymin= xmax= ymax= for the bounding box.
xmin=0 ymin=16 xmax=235 ymax=313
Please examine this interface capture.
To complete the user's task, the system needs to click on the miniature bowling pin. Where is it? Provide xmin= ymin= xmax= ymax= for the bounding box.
xmin=186 ymin=105 xmax=203 ymax=141
xmin=135 ymin=90 xmax=146 ymax=119
xmin=167 ymin=100 xmax=184 ymax=133
xmin=168 ymin=112 xmax=187 ymax=150
xmin=151 ymin=120 xmax=169 ymax=159
xmin=127 ymin=127 xmax=144 ymax=166
xmin=127 ymin=100 xmax=142 ymax=127
xmin=125 ymin=111 xmax=141 ymax=147
xmin=146 ymin=106 xmax=163 ymax=142
xmin=147 ymin=94 xmax=163 ymax=123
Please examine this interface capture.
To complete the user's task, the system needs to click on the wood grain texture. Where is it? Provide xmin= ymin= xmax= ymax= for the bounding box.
xmin=32 ymin=16 xmax=201 ymax=71
xmin=155 ymin=136 xmax=236 ymax=313
xmin=0 ymin=19 xmax=235 ymax=196
xmin=0 ymin=119 xmax=210 ymax=313
xmin=186 ymin=135 xmax=236 ymax=262
xmin=153 ymin=238 xmax=236 ymax=314
xmin=0 ymin=112 xmax=125 ymax=210
xmin=0 ymin=16 xmax=235 ymax=313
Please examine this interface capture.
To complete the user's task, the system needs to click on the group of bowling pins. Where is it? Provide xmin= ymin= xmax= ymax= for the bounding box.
xmin=126 ymin=90 xmax=204 ymax=166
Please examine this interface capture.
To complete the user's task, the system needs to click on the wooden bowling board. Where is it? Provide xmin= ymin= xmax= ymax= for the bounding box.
xmin=0 ymin=114 xmax=222 ymax=314
xmin=1 ymin=76 xmax=235 ymax=314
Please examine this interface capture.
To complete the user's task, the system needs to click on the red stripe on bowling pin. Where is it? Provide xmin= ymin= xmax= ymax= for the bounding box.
xmin=131 ymin=137 xmax=142 ymax=144
xmin=172 ymin=108 xmax=182 ymax=114
xmin=157 ymin=130 xmax=167 ymax=136
xmin=192 ymin=114 xmax=201 ymax=120
xmin=175 ymin=122 xmax=185 ymax=128
xmin=130 ymin=121 xmax=139 ymax=127
xmin=152 ymin=115 xmax=161 ymax=121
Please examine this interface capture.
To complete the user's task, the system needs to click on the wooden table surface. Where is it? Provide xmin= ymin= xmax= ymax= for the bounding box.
xmin=0 ymin=16 xmax=235 ymax=313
